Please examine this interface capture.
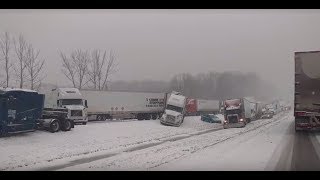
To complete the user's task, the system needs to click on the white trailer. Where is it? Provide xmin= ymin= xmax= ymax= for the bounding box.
xmin=81 ymin=90 xmax=167 ymax=121
xmin=196 ymin=99 xmax=220 ymax=115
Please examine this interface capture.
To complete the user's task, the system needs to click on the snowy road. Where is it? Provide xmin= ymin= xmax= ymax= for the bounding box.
xmin=2 ymin=111 xmax=314 ymax=171
xmin=56 ymin=112 xmax=291 ymax=171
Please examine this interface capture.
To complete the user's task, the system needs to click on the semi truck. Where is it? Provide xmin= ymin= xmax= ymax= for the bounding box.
xmin=41 ymin=88 xmax=88 ymax=125
xmin=0 ymin=88 xmax=74 ymax=137
xmin=81 ymin=90 xmax=167 ymax=121
xmin=294 ymin=51 xmax=320 ymax=131
xmin=160 ymin=92 xmax=187 ymax=127
xmin=185 ymin=98 xmax=220 ymax=116
xmin=223 ymin=97 xmax=256 ymax=128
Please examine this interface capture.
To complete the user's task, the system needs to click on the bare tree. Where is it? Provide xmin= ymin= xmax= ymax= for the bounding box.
xmin=88 ymin=49 xmax=107 ymax=90
xmin=13 ymin=35 xmax=28 ymax=88
xmin=60 ymin=51 xmax=76 ymax=88
xmin=0 ymin=32 xmax=13 ymax=87
xmin=25 ymin=44 xmax=45 ymax=90
xmin=60 ymin=49 xmax=90 ymax=89
xmin=101 ymin=50 xmax=118 ymax=90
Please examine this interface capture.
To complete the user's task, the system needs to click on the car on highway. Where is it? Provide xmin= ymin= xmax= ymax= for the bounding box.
xmin=201 ymin=114 xmax=222 ymax=123
xmin=261 ymin=111 xmax=274 ymax=119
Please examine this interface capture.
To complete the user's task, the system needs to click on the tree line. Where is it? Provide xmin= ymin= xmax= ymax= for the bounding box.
xmin=1 ymin=31 xmax=277 ymax=102
xmin=0 ymin=31 xmax=118 ymax=91
xmin=109 ymin=71 xmax=278 ymax=102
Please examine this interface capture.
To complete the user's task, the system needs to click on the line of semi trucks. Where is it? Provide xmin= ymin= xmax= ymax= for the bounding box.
xmin=0 ymin=84 xmax=289 ymax=137
xmin=4 ymin=49 xmax=320 ymax=136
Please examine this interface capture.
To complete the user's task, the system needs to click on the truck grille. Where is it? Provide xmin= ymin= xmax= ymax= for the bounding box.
xmin=166 ymin=114 xmax=175 ymax=122
xmin=228 ymin=115 xmax=239 ymax=123
xmin=71 ymin=110 xmax=82 ymax=117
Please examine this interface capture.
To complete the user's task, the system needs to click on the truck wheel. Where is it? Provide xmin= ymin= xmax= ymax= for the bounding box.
xmin=137 ymin=114 xmax=143 ymax=121
xmin=152 ymin=114 xmax=157 ymax=120
xmin=97 ymin=115 xmax=103 ymax=121
xmin=50 ymin=120 xmax=60 ymax=133
xmin=102 ymin=115 xmax=107 ymax=121
xmin=0 ymin=127 xmax=8 ymax=137
xmin=145 ymin=114 xmax=151 ymax=120
xmin=82 ymin=122 xmax=87 ymax=125
xmin=61 ymin=120 xmax=72 ymax=131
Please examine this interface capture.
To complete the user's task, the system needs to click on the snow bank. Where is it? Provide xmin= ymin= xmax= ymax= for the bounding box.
xmin=0 ymin=115 xmax=223 ymax=171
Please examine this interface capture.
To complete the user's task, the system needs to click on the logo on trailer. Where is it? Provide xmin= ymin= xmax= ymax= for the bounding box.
xmin=111 ymin=107 xmax=114 ymax=110
xmin=115 ymin=107 xmax=118 ymax=110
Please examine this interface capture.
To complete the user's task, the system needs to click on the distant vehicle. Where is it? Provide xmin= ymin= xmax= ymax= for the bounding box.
xmin=255 ymin=102 xmax=264 ymax=119
xmin=294 ymin=51 xmax=320 ymax=131
xmin=223 ymin=97 xmax=256 ymax=128
xmin=185 ymin=98 xmax=197 ymax=116
xmin=160 ymin=93 xmax=187 ymax=127
xmin=41 ymin=88 xmax=88 ymax=125
xmin=201 ymin=114 xmax=222 ymax=124
xmin=261 ymin=111 xmax=274 ymax=119
xmin=81 ymin=90 xmax=167 ymax=121
xmin=0 ymin=88 xmax=74 ymax=137
xmin=185 ymin=98 xmax=220 ymax=116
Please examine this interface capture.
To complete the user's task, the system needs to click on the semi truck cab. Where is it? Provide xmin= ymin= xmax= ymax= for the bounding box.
xmin=160 ymin=92 xmax=187 ymax=127
xmin=48 ymin=88 xmax=88 ymax=125
xmin=223 ymin=99 xmax=246 ymax=128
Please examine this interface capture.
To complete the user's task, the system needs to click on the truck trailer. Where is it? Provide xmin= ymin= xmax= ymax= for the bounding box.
xmin=0 ymin=88 xmax=74 ymax=137
xmin=81 ymin=90 xmax=167 ymax=121
xmin=294 ymin=51 xmax=320 ymax=131
xmin=185 ymin=98 xmax=220 ymax=116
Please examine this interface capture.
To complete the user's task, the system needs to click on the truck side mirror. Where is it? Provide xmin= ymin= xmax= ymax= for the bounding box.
xmin=85 ymin=100 xmax=88 ymax=108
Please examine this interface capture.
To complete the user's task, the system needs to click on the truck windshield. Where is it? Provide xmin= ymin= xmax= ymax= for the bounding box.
xmin=61 ymin=99 xmax=83 ymax=106
xmin=225 ymin=109 xmax=242 ymax=115
xmin=166 ymin=104 xmax=183 ymax=113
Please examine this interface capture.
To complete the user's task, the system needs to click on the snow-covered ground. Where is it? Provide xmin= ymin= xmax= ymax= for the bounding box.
xmin=58 ymin=111 xmax=292 ymax=171
xmin=0 ymin=115 xmax=222 ymax=171
xmin=157 ymin=112 xmax=294 ymax=171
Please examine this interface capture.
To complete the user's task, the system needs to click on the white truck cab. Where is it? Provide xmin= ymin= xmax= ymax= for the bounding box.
xmin=45 ymin=88 xmax=88 ymax=125
xmin=160 ymin=92 xmax=187 ymax=127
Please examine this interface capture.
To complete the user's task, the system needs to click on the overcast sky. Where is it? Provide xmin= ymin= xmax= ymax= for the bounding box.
xmin=1 ymin=9 xmax=320 ymax=95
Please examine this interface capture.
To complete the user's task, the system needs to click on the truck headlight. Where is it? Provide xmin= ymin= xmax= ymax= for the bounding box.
xmin=239 ymin=118 xmax=243 ymax=122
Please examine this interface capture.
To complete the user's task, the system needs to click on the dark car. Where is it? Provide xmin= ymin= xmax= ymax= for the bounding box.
xmin=201 ymin=114 xmax=222 ymax=123
xmin=261 ymin=112 xmax=273 ymax=119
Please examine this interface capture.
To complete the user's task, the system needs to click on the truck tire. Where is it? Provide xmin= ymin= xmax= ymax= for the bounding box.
xmin=49 ymin=120 xmax=60 ymax=133
xmin=0 ymin=127 xmax=7 ymax=137
xmin=97 ymin=115 xmax=102 ymax=121
xmin=82 ymin=122 xmax=87 ymax=125
xmin=144 ymin=114 xmax=151 ymax=120
xmin=61 ymin=120 xmax=72 ymax=131
xmin=152 ymin=114 xmax=157 ymax=120
xmin=137 ymin=114 xmax=143 ymax=121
